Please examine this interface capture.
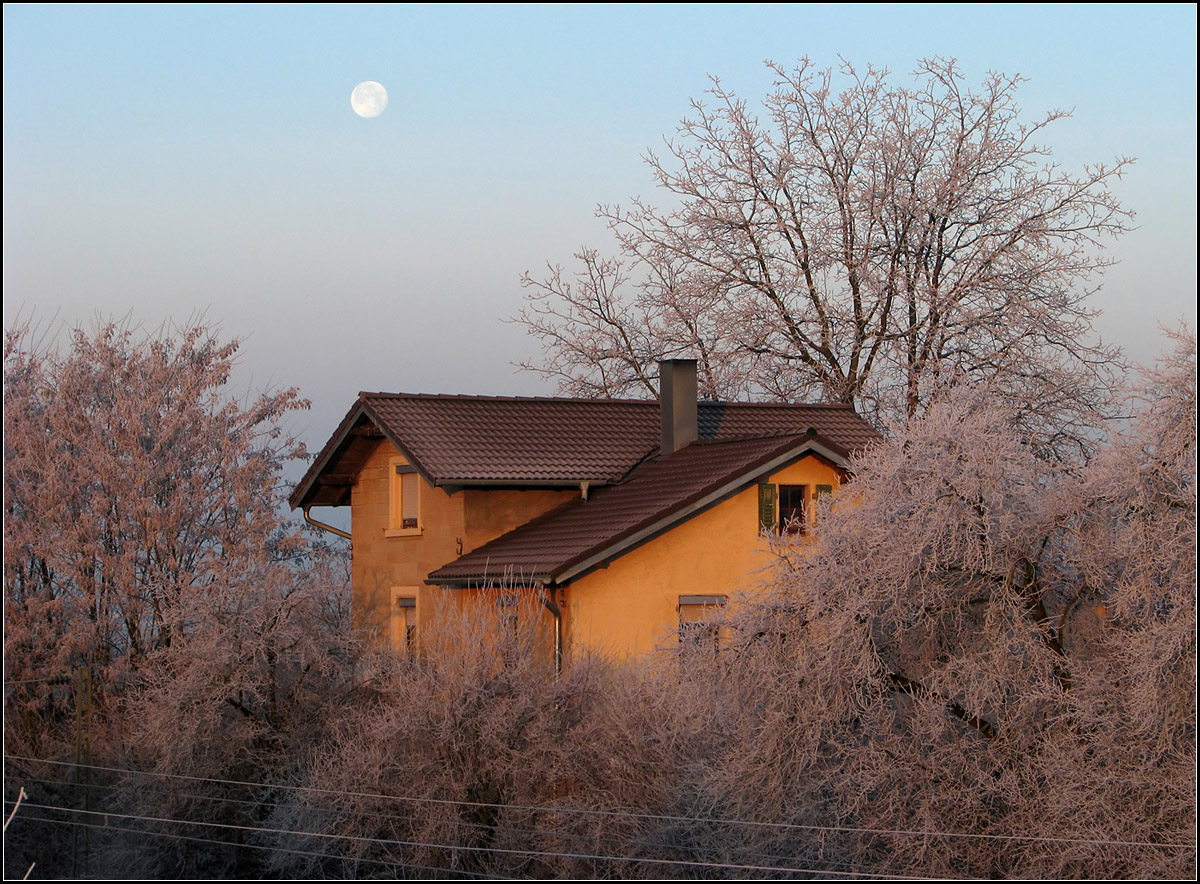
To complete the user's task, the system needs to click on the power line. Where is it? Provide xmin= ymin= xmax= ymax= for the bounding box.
xmin=7 ymin=801 xmax=947 ymax=880
xmin=7 ymin=809 xmax=504 ymax=880
xmin=7 ymin=773 xmax=914 ymax=880
xmin=9 ymin=766 xmax=1191 ymax=880
xmin=7 ymin=781 xmax=897 ymax=879
xmin=6 ymin=754 xmax=1193 ymax=852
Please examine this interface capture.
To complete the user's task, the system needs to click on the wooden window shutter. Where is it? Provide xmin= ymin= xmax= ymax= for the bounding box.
xmin=812 ymin=484 xmax=833 ymax=529
xmin=758 ymin=483 xmax=777 ymax=534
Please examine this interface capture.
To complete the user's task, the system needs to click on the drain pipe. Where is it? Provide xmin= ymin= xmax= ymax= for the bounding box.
xmin=303 ymin=506 xmax=351 ymax=541
xmin=538 ymin=583 xmax=562 ymax=675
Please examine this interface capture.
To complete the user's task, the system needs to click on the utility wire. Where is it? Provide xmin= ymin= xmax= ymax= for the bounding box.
xmin=4 ymin=782 xmax=892 ymax=878
xmin=8 ymin=801 xmax=945 ymax=881
xmin=8 ymin=809 xmax=504 ymax=880
xmin=10 ymin=783 xmax=1192 ymax=883
xmin=5 ymin=774 xmax=914 ymax=881
xmin=6 ymin=754 xmax=1193 ymax=852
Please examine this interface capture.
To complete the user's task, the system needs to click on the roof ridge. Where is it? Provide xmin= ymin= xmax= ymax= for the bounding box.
xmin=688 ymin=431 xmax=811 ymax=445
xmin=358 ymin=391 xmax=862 ymax=410
xmin=359 ymin=391 xmax=658 ymax=404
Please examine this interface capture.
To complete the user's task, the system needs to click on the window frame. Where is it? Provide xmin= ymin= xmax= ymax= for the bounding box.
xmin=386 ymin=459 xmax=423 ymax=537
xmin=678 ymin=594 xmax=726 ymax=650
xmin=390 ymin=590 xmax=418 ymax=658
xmin=779 ymin=484 xmax=809 ymax=535
xmin=761 ymin=482 xmax=836 ymax=537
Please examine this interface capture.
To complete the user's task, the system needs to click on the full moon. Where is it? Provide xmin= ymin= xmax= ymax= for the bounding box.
xmin=351 ymin=81 xmax=388 ymax=118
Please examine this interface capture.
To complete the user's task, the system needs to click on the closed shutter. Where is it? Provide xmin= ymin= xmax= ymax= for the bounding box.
xmin=393 ymin=594 xmax=417 ymax=657
xmin=679 ymin=595 xmax=726 ymax=649
xmin=401 ymin=473 xmax=419 ymax=528
xmin=812 ymin=483 xmax=834 ymax=529
xmin=758 ymin=483 xmax=777 ymax=534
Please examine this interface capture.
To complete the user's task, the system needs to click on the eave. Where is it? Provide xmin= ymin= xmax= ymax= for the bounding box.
xmin=427 ymin=431 xmax=852 ymax=590
xmin=289 ymin=397 xmax=431 ymax=510
xmin=552 ymin=437 xmax=849 ymax=585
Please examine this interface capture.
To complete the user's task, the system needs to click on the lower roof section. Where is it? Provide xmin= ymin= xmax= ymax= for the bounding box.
xmin=427 ymin=432 xmax=850 ymax=588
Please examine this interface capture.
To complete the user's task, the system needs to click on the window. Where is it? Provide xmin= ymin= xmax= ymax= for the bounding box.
xmin=779 ymin=485 xmax=808 ymax=535
xmin=760 ymin=483 xmax=835 ymax=536
xmin=389 ymin=460 xmax=421 ymax=535
xmin=678 ymin=594 xmax=726 ymax=649
xmin=391 ymin=592 xmax=417 ymax=658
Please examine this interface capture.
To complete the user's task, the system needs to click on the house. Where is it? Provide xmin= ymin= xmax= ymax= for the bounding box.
xmin=289 ymin=360 xmax=880 ymax=666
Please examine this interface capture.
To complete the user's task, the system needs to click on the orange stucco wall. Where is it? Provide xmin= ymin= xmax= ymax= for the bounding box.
xmin=351 ymin=439 xmax=843 ymax=663
xmin=351 ymin=442 xmax=460 ymax=644
xmin=350 ymin=440 xmax=575 ymax=650
xmin=561 ymin=454 xmax=842 ymax=661
xmin=462 ymin=487 xmax=576 ymax=554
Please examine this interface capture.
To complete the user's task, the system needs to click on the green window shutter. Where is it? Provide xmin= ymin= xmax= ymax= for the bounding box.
xmin=758 ymin=483 xmax=777 ymax=534
xmin=812 ymin=484 xmax=834 ymax=530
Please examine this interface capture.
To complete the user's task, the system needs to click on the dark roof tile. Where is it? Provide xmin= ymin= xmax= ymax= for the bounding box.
xmin=427 ymin=433 xmax=841 ymax=587
xmin=290 ymin=393 xmax=881 ymax=509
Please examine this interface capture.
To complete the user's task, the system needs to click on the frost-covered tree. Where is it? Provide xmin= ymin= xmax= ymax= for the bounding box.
xmin=261 ymin=599 xmax=705 ymax=879
xmin=83 ymin=534 xmax=355 ymax=879
xmin=707 ymin=328 xmax=1195 ymax=877
xmin=520 ymin=58 xmax=1131 ymax=456
xmin=3 ymin=316 xmax=357 ymax=877
xmin=3 ymin=317 xmax=311 ymax=733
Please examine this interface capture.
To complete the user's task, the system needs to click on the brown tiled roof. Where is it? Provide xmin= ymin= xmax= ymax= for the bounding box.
xmin=364 ymin=395 xmax=660 ymax=484
xmin=427 ymin=432 xmax=847 ymax=587
xmin=290 ymin=393 xmax=880 ymax=509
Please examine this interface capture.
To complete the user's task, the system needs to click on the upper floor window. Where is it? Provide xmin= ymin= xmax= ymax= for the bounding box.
xmin=779 ymin=485 xmax=807 ymax=535
xmin=759 ymin=482 xmax=834 ymax=536
xmin=389 ymin=460 xmax=422 ymax=535
xmin=497 ymin=594 xmax=522 ymax=667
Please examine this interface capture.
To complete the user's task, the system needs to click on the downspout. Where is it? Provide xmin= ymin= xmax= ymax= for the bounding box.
xmin=538 ymin=582 xmax=562 ymax=675
xmin=303 ymin=506 xmax=351 ymax=541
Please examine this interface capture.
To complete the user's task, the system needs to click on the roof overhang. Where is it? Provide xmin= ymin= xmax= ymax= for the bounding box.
xmin=428 ymin=431 xmax=852 ymax=590
xmin=552 ymin=436 xmax=847 ymax=585
xmin=289 ymin=397 xmax=432 ymax=510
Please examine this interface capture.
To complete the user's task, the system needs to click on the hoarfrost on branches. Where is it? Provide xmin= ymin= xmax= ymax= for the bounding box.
xmin=3 ymin=315 xmax=356 ymax=877
xmin=711 ymin=329 xmax=1195 ymax=877
xmin=520 ymin=58 xmax=1132 ymax=457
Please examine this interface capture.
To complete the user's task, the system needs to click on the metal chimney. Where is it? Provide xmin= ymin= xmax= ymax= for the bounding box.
xmin=660 ymin=358 xmax=698 ymax=454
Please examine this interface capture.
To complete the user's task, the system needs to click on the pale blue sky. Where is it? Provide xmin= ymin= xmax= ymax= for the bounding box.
xmin=4 ymin=4 xmax=1196 ymax=454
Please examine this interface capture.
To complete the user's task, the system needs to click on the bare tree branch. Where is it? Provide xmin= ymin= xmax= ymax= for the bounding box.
xmin=518 ymin=58 xmax=1133 ymax=456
